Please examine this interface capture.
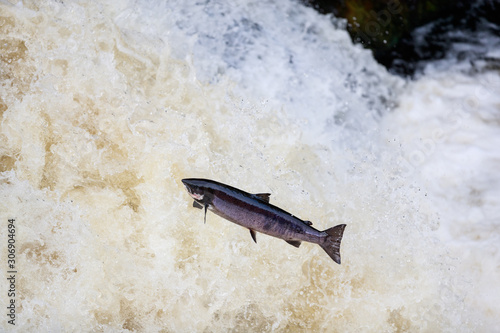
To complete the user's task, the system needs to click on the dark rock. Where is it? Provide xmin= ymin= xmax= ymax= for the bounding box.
xmin=302 ymin=0 xmax=500 ymax=77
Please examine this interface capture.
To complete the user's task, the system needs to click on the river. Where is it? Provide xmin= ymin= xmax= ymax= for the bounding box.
xmin=1 ymin=0 xmax=499 ymax=331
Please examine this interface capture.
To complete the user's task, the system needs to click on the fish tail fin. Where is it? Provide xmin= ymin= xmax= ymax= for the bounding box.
xmin=319 ymin=224 xmax=346 ymax=264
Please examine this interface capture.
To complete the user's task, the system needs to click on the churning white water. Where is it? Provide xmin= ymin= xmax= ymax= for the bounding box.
xmin=1 ymin=0 xmax=499 ymax=331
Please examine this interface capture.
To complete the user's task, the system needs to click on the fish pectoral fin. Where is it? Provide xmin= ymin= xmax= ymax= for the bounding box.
xmin=192 ymin=201 xmax=204 ymax=209
xmin=254 ymin=193 xmax=271 ymax=202
xmin=204 ymin=205 xmax=208 ymax=224
xmin=285 ymin=240 xmax=301 ymax=248
xmin=192 ymin=201 xmax=208 ymax=223
xmin=249 ymin=229 xmax=257 ymax=243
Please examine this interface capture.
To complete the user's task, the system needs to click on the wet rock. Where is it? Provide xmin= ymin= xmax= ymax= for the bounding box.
xmin=303 ymin=0 xmax=500 ymax=76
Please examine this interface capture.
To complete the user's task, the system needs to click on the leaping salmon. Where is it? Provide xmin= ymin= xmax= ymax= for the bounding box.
xmin=181 ymin=178 xmax=346 ymax=264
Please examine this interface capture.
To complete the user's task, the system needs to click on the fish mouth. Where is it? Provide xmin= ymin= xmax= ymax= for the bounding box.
xmin=187 ymin=190 xmax=204 ymax=201
xmin=182 ymin=179 xmax=204 ymax=201
xmin=181 ymin=179 xmax=193 ymax=193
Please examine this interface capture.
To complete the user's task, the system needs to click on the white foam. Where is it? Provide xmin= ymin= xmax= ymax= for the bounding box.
xmin=0 ymin=0 xmax=497 ymax=331
xmin=382 ymin=70 xmax=500 ymax=329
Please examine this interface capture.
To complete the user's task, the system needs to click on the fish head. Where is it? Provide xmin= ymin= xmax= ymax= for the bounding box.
xmin=181 ymin=178 xmax=212 ymax=205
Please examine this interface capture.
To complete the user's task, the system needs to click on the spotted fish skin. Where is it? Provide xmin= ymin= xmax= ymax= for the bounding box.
xmin=181 ymin=178 xmax=346 ymax=264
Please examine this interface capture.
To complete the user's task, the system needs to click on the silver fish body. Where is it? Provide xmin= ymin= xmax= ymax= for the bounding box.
xmin=182 ymin=178 xmax=345 ymax=264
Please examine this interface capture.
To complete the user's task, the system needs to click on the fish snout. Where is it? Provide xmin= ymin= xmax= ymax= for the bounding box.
xmin=181 ymin=179 xmax=195 ymax=195
xmin=182 ymin=179 xmax=205 ymax=201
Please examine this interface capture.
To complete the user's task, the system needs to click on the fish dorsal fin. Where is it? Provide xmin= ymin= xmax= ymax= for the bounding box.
xmin=254 ymin=193 xmax=271 ymax=202
xmin=285 ymin=240 xmax=301 ymax=248
xmin=303 ymin=220 xmax=313 ymax=226
xmin=193 ymin=201 xmax=204 ymax=209
xmin=249 ymin=229 xmax=257 ymax=243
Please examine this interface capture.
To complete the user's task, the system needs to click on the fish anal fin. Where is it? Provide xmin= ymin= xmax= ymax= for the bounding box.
xmin=193 ymin=201 xmax=204 ymax=209
xmin=250 ymin=229 xmax=257 ymax=243
xmin=254 ymin=193 xmax=271 ymax=202
xmin=285 ymin=240 xmax=301 ymax=248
